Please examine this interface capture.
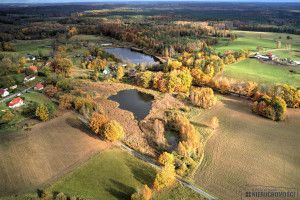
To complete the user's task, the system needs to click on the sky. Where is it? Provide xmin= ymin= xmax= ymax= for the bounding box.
xmin=0 ymin=0 xmax=299 ymax=3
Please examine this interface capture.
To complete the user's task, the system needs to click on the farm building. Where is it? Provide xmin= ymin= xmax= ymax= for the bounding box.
xmin=293 ymin=61 xmax=300 ymax=66
xmin=9 ymin=85 xmax=17 ymax=90
xmin=8 ymin=97 xmax=24 ymax=108
xmin=0 ymin=89 xmax=9 ymax=97
xmin=28 ymin=65 xmax=37 ymax=73
xmin=34 ymin=83 xmax=44 ymax=90
xmin=24 ymin=75 xmax=36 ymax=83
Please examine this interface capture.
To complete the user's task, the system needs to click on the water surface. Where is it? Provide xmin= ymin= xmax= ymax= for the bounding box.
xmin=104 ymin=48 xmax=157 ymax=65
xmin=108 ymin=89 xmax=154 ymax=121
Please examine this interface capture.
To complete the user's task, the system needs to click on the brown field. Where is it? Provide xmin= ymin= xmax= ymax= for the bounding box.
xmin=192 ymin=95 xmax=300 ymax=200
xmin=0 ymin=112 xmax=110 ymax=197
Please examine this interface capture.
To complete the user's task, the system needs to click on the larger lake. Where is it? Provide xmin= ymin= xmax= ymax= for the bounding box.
xmin=104 ymin=48 xmax=157 ymax=65
xmin=108 ymin=89 xmax=154 ymax=121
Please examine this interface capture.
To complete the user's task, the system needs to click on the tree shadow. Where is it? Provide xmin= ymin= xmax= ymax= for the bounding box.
xmin=105 ymin=178 xmax=135 ymax=200
xmin=190 ymin=121 xmax=208 ymax=128
xmin=65 ymin=117 xmax=105 ymax=140
xmin=125 ymin=157 xmax=157 ymax=188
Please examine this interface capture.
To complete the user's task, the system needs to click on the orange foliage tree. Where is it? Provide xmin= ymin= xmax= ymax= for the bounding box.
xmin=89 ymin=113 xmax=110 ymax=134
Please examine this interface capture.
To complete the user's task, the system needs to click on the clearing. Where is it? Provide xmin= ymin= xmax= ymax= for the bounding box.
xmin=218 ymin=58 xmax=300 ymax=88
xmin=191 ymin=95 xmax=300 ymax=200
xmin=0 ymin=112 xmax=110 ymax=197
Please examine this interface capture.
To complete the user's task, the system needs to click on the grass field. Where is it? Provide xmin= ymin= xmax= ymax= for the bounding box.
xmin=13 ymin=39 xmax=53 ymax=57
xmin=231 ymin=30 xmax=300 ymax=46
xmin=48 ymin=148 xmax=156 ymax=200
xmin=219 ymin=58 xmax=300 ymax=88
xmin=0 ymin=112 xmax=110 ymax=197
xmin=214 ymin=38 xmax=277 ymax=53
xmin=191 ymin=95 xmax=300 ymax=200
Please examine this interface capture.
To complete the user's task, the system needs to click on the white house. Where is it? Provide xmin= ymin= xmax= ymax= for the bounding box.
xmin=10 ymin=85 xmax=17 ymax=90
xmin=23 ymin=75 xmax=36 ymax=83
xmin=8 ymin=97 xmax=24 ymax=108
xmin=293 ymin=61 xmax=300 ymax=66
xmin=0 ymin=89 xmax=9 ymax=97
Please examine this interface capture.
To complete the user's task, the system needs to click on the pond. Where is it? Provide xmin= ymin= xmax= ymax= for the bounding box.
xmin=108 ymin=89 xmax=154 ymax=121
xmin=104 ymin=48 xmax=157 ymax=65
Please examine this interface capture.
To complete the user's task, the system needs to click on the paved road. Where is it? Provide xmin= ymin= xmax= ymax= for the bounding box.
xmin=0 ymin=80 xmax=44 ymax=104
xmin=32 ymin=92 xmax=218 ymax=200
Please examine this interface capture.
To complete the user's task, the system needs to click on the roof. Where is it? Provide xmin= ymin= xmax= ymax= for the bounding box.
xmin=0 ymin=90 xmax=6 ymax=95
xmin=266 ymin=53 xmax=273 ymax=56
xmin=35 ymin=83 xmax=44 ymax=89
xmin=8 ymin=97 xmax=23 ymax=106
xmin=29 ymin=65 xmax=37 ymax=71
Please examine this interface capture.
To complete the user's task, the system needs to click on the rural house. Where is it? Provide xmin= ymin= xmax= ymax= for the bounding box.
xmin=8 ymin=97 xmax=24 ymax=108
xmin=28 ymin=65 xmax=37 ymax=73
xmin=0 ymin=89 xmax=9 ymax=97
xmin=34 ymin=83 xmax=44 ymax=90
xmin=23 ymin=75 xmax=36 ymax=83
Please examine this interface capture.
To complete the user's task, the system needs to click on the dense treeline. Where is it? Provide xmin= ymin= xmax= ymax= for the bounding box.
xmin=239 ymin=25 xmax=300 ymax=35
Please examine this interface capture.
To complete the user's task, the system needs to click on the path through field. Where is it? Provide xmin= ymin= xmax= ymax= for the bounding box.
xmin=0 ymin=112 xmax=110 ymax=197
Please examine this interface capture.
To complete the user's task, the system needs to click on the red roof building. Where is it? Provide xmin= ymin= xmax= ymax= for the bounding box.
xmin=8 ymin=97 xmax=24 ymax=108
xmin=34 ymin=83 xmax=44 ymax=90
xmin=266 ymin=53 xmax=273 ymax=57
xmin=28 ymin=65 xmax=37 ymax=73
xmin=0 ymin=89 xmax=9 ymax=97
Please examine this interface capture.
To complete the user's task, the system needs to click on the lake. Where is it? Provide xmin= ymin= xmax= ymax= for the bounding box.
xmin=103 ymin=48 xmax=157 ymax=65
xmin=108 ymin=89 xmax=154 ymax=121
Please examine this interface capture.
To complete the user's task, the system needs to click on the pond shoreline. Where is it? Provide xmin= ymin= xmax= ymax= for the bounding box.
xmin=102 ymin=45 xmax=167 ymax=64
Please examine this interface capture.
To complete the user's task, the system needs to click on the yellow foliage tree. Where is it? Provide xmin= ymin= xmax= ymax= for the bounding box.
xmin=158 ymin=152 xmax=175 ymax=166
xmin=35 ymin=104 xmax=49 ymax=121
xmin=103 ymin=120 xmax=125 ymax=141
xmin=116 ymin=67 xmax=124 ymax=80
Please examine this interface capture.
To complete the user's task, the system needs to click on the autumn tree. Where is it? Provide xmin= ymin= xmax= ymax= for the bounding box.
xmin=18 ymin=57 xmax=26 ymax=67
xmin=277 ymin=41 xmax=281 ymax=49
xmin=178 ymin=69 xmax=193 ymax=92
xmin=190 ymin=87 xmax=217 ymax=109
xmin=139 ymin=71 xmax=153 ymax=88
xmin=252 ymin=95 xmax=287 ymax=121
xmin=158 ymin=152 xmax=175 ymax=166
xmin=209 ymin=116 xmax=219 ymax=130
xmin=245 ymin=81 xmax=258 ymax=97
xmin=224 ymin=54 xmax=236 ymax=65
xmin=59 ymin=93 xmax=73 ymax=109
xmin=154 ymin=152 xmax=176 ymax=191
xmin=103 ymin=120 xmax=125 ymax=141
xmin=35 ymin=104 xmax=49 ymax=121
xmin=43 ymin=85 xmax=57 ymax=97
xmin=1 ymin=110 xmax=14 ymax=123
xmin=167 ymin=74 xmax=181 ymax=92
xmin=116 ymin=67 xmax=124 ymax=80
xmin=131 ymin=185 xmax=152 ymax=200
xmin=89 ymin=113 xmax=110 ymax=134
